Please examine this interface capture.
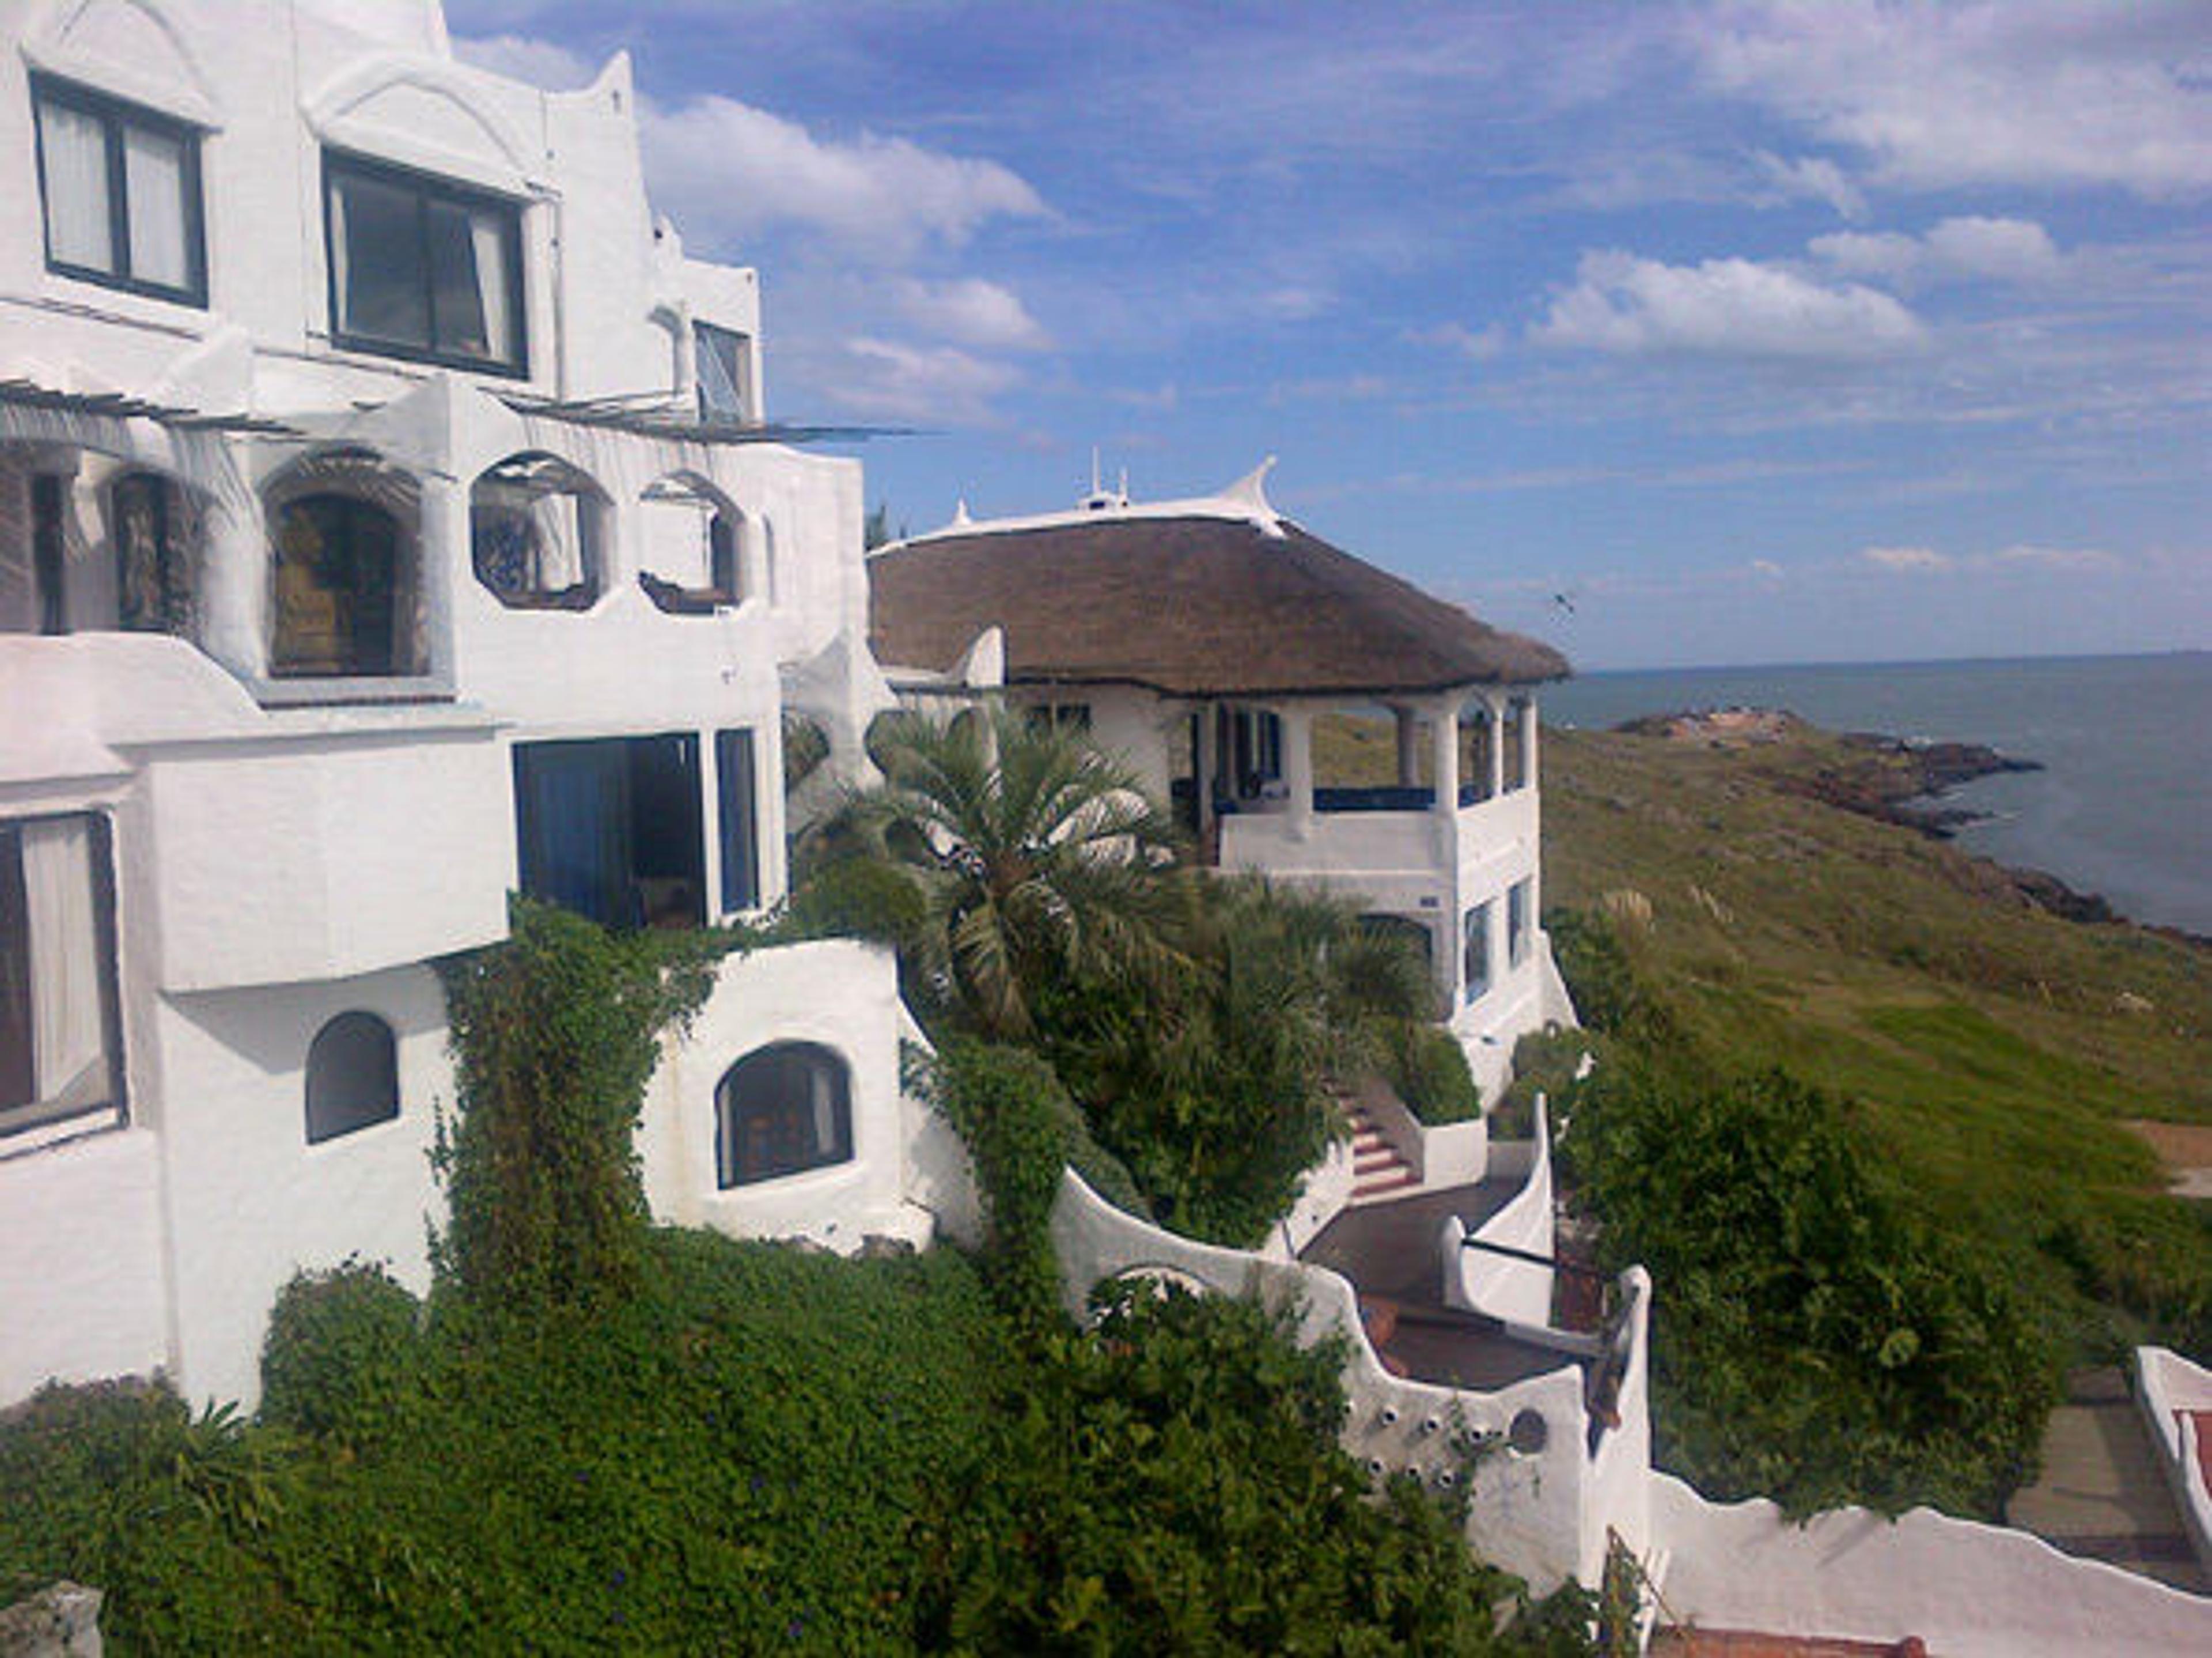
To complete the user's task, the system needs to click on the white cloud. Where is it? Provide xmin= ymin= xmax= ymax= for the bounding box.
xmin=1752 ymin=150 xmax=1867 ymax=219
xmin=833 ymin=338 xmax=1021 ymax=425
xmin=456 ymin=32 xmax=1048 ymax=262
xmin=640 ymin=95 xmax=1047 ymax=259
xmin=1408 ymin=321 xmax=1506 ymax=361
xmin=1535 ymin=250 xmax=1928 ymax=358
xmin=1812 ymin=216 xmax=2061 ymax=285
xmin=1859 ymin=542 xmax=2123 ymax=575
xmin=1695 ymin=2 xmax=2212 ymax=199
xmin=1987 ymin=543 xmax=2122 ymax=573
xmin=1861 ymin=544 xmax=1950 ymax=571
xmin=889 ymin=278 xmax=1050 ymax=351
xmin=452 ymin=32 xmax=598 ymax=90
xmin=1749 ymin=558 xmax=1786 ymax=578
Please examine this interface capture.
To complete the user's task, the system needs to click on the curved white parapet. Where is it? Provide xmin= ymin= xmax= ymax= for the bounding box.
xmin=1051 ymin=1168 xmax=1632 ymax=1594
xmin=1652 ymin=1471 xmax=2212 ymax=1655
xmin=2137 ymin=1346 xmax=2212 ymax=1576
xmin=1444 ymin=1096 xmax=1553 ymax=1328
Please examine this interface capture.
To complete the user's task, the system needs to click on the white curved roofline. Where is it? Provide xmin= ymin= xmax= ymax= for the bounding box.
xmin=891 ymin=456 xmax=1286 ymax=548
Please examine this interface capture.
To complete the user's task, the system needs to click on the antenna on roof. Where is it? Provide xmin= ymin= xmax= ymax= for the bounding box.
xmin=1080 ymin=446 xmax=1127 ymax=513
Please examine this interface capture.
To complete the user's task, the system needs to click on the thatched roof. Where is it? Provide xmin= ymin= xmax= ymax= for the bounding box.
xmin=868 ymin=512 xmax=1569 ymax=699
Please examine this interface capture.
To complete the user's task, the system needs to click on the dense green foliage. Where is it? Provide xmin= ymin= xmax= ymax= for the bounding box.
xmin=258 ymin=1259 xmax=423 ymax=1448
xmin=433 ymin=898 xmax=719 ymax=1313
xmin=1037 ymin=878 xmax=1433 ymax=1245
xmin=827 ymin=706 xmax=1191 ymax=1040
xmin=1543 ymin=722 xmax=2211 ymax=1372
xmin=3 ymin=1237 xmax=1586 ymax=1654
xmin=922 ymin=1282 xmax=1590 ymax=1655
xmin=1384 ymin=1022 xmax=1483 ymax=1127
xmin=1559 ymin=1046 xmax=2052 ymax=1516
xmin=803 ymin=713 xmax=1438 ymax=1246
xmin=927 ymin=1039 xmax=1078 ymax=1326
xmin=1492 ymin=1027 xmax=1596 ymax=1140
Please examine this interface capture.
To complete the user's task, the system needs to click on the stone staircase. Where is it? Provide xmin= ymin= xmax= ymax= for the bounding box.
xmin=1348 ymin=1105 xmax=1419 ymax=1203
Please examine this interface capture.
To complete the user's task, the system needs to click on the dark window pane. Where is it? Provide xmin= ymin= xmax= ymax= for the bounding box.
xmin=0 ymin=828 xmax=33 ymax=1111
xmin=717 ymin=729 xmax=759 ymax=912
xmin=715 ymin=1043 xmax=852 ymax=1187
xmin=333 ymin=171 xmax=429 ymax=348
xmin=270 ymin=494 xmax=403 ymax=676
xmin=426 ymin=199 xmax=490 ymax=358
xmin=305 ymin=1011 xmax=399 ymax=1144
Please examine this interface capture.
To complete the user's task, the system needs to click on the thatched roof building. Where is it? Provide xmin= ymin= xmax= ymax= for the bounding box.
xmin=868 ymin=467 xmax=1567 ymax=698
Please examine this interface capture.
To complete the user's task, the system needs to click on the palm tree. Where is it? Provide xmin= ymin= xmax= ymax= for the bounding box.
xmin=819 ymin=706 xmax=1192 ymax=1039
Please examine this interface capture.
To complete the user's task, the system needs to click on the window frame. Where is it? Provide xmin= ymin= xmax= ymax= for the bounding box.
xmin=0 ymin=810 xmax=128 ymax=1146
xmin=714 ymin=1042 xmax=855 ymax=1190
xmin=1463 ymin=900 xmax=1493 ymax=1005
xmin=321 ymin=149 xmax=529 ymax=377
xmin=31 ymin=73 xmax=209 ymax=308
xmin=303 ymin=1010 xmax=401 ymax=1146
xmin=694 ymin=320 xmax=753 ymax=422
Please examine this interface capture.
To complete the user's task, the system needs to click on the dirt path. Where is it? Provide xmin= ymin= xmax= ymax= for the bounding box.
xmin=2123 ymin=1119 xmax=2212 ymax=1199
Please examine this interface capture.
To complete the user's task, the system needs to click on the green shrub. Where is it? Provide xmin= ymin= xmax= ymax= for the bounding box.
xmin=434 ymin=898 xmax=719 ymax=1314
xmin=260 ymin=1259 xmax=423 ymax=1446
xmin=930 ymin=1040 xmax=1076 ymax=1327
xmin=775 ymin=854 xmax=929 ymax=951
xmin=918 ymin=1284 xmax=1585 ymax=1655
xmin=1563 ymin=1057 xmax=2053 ymax=1516
xmin=1494 ymin=1025 xmax=1596 ymax=1138
xmin=1384 ymin=1021 xmax=1483 ymax=1125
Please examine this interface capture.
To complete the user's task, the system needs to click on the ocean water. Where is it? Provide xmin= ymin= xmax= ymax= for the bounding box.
xmin=1543 ymin=652 xmax=2212 ymax=936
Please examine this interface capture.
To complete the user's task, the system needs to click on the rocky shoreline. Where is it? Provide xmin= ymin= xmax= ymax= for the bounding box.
xmin=1611 ymin=705 xmax=2171 ymax=934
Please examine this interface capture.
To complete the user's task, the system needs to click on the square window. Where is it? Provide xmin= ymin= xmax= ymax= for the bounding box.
xmin=33 ymin=77 xmax=206 ymax=306
xmin=695 ymin=322 xmax=753 ymax=421
xmin=325 ymin=153 xmax=525 ymax=374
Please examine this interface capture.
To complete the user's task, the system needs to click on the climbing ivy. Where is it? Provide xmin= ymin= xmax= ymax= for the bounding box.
xmin=433 ymin=898 xmax=719 ymax=1314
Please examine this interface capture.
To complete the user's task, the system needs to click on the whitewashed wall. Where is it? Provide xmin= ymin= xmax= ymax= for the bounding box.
xmin=1051 ymin=1170 xmax=1646 ymax=1595
xmin=1444 ymin=1100 xmax=1553 ymax=1327
xmin=1653 ymin=1472 xmax=2212 ymax=1655
xmin=2135 ymin=1346 xmax=2212 ymax=1576
xmin=639 ymin=940 xmax=937 ymax=1255
xmin=152 ymin=963 xmax=450 ymax=1409
xmin=0 ymin=1128 xmax=170 ymax=1402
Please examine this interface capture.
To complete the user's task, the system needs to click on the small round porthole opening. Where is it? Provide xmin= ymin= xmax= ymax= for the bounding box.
xmin=1508 ymin=1407 xmax=1548 ymax=1455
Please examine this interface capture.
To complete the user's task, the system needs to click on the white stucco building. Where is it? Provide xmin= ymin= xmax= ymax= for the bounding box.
xmin=0 ymin=0 xmax=945 ymax=1411
xmin=868 ymin=464 xmax=1578 ymax=1108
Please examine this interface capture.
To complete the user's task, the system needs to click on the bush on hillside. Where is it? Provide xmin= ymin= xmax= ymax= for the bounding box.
xmin=917 ymin=1282 xmax=1595 ymax=1655
xmin=1384 ymin=1021 xmax=1483 ymax=1126
xmin=1562 ymin=1057 xmax=2053 ymax=1516
xmin=259 ymin=1259 xmax=423 ymax=1447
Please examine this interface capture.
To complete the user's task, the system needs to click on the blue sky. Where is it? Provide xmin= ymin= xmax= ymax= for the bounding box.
xmin=450 ymin=2 xmax=2209 ymax=670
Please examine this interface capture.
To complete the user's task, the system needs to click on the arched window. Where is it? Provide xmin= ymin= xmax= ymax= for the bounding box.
xmin=469 ymin=451 xmax=605 ymax=609
xmin=714 ymin=1042 xmax=852 ymax=1188
xmin=305 ymin=1012 xmax=399 ymax=1144
xmin=266 ymin=451 xmax=422 ymax=677
xmin=638 ymin=472 xmax=743 ymax=614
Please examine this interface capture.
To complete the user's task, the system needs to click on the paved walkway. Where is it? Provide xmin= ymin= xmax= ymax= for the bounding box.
xmin=2003 ymin=1366 xmax=2206 ymax=1593
xmin=1299 ymin=1180 xmax=1590 ymax=1392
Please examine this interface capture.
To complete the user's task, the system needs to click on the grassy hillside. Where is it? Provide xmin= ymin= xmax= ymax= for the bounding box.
xmin=1541 ymin=721 xmax=2211 ymax=1365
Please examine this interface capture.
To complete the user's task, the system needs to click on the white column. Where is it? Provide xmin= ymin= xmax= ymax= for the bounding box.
xmin=416 ymin=473 xmax=466 ymax=690
xmin=1489 ymin=692 xmax=1507 ymax=798
xmin=1195 ymin=702 xmax=1219 ymax=835
xmin=1282 ymin=704 xmax=1315 ymax=837
xmin=1430 ymin=692 xmax=1459 ymax=817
